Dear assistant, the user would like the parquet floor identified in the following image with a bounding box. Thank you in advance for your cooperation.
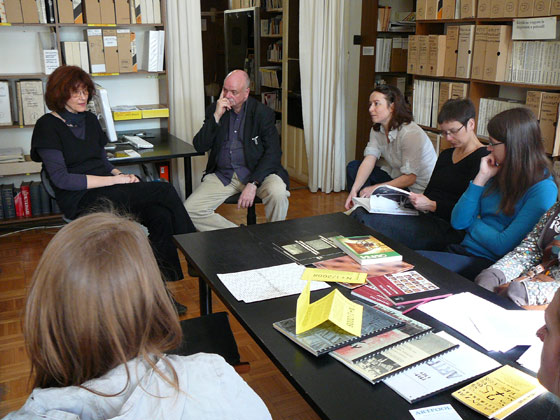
[0,182,348,419]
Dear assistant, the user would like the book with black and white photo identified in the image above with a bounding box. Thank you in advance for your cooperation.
[352,185,418,216]
[272,232,345,266]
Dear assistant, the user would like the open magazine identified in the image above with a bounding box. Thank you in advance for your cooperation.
[352,185,418,216]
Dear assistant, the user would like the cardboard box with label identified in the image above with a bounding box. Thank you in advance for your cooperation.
[418,35,430,75]
[417,0,427,20]
[444,25,459,77]
[100,0,116,24]
[117,29,133,73]
[456,25,475,78]
[115,0,130,24]
[4,0,23,23]
[428,35,446,76]
[86,29,106,73]
[460,0,477,18]
[483,25,511,82]
[83,0,101,23]
[442,0,456,19]
[504,0,519,16]
[20,0,39,23]
[518,0,536,16]
[471,26,488,80]
[408,35,419,74]
[478,0,492,17]
[534,0,551,15]
[103,29,119,73]
[491,0,506,16]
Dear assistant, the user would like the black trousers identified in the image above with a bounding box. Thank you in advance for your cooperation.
[76,181,195,282]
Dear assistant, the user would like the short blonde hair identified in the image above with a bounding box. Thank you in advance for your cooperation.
[25,212,182,391]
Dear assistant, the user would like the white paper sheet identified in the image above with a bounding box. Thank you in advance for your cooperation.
[517,339,544,374]
[418,292,544,352]
[217,263,330,303]
[410,404,463,420]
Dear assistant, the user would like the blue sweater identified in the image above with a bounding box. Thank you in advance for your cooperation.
[451,176,558,261]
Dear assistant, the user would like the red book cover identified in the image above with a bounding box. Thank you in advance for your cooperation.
[20,182,32,217]
[158,164,169,181]
[14,190,24,218]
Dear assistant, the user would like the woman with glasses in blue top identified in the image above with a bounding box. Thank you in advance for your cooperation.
[351,98,488,251]
[419,107,558,280]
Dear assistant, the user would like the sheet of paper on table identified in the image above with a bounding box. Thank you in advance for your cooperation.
[418,292,544,352]
[517,339,544,374]
[217,263,330,303]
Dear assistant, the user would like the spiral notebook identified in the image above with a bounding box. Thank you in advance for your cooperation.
[273,300,404,356]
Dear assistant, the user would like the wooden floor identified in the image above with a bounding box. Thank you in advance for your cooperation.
[0,182,348,418]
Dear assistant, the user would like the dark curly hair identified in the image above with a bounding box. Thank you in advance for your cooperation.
[371,85,413,132]
[44,65,95,113]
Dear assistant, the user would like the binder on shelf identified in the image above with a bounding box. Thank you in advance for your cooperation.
[153,0,160,23]
[115,0,130,24]
[36,0,48,24]
[505,0,519,16]
[21,0,39,23]
[417,35,429,75]
[438,82,451,113]
[83,0,101,23]
[79,41,89,73]
[87,29,106,73]
[19,80,43,126]
[407,35,419,74]
[425,0,439,19]
[157,30,164,72]
[518,0,535,16]
[144,0,154,24]
[131,0,141,23]
[100,0,116,24]
[551,0,560,14]
[428,35,446,77]
[526,90,544,119]
[116,29,133,73]
[460,0,477,17]
[416,0,427,20]
[478,0,492,17]
[540,93,560,155]
[443,25,459,78]
[0,81,12,126]
[145,30,159,72]
[442,0,456,18]
[4,0,23,23]
[483,25,511,82]
[491,0,506,16]
[534,0,552,15]
[471,25,488,80]
[450,82,468,99]
[57,0,74,23]
[103,29,119,74]
[456,25,475,79]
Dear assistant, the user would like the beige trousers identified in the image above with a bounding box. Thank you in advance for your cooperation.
[184,173,290,231]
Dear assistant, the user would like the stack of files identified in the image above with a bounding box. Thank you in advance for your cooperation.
[383,332,501,403]
[506,41,560,86]
[418,292,545,352]
[216,263,330,303]
[62,42,90,73]
[477,97,523,138]
[0,147,24,163]
[375,38,392,72]
[273,300,404,356]
[331,329,458,384]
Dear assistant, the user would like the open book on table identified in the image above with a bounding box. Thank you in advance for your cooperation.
[352,185,418,216]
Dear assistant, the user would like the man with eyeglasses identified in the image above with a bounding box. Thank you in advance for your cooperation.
[352,98,489,251]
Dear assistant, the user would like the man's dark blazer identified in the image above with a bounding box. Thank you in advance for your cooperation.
[193,96,289,189]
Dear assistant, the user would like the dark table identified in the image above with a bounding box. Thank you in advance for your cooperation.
[174,213,560,420]
[112,128,203,196]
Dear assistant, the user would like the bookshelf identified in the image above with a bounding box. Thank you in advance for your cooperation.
[0,0,171,226]
[410,5,560,155]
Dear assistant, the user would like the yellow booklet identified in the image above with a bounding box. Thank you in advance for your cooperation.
[295,280,363,336]
[452,365,545,419]
[301,268,367,284]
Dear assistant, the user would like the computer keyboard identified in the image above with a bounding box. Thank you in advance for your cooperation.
[123,135,154,149]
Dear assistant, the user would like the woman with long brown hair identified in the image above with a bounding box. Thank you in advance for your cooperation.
[30,65,195,313]
[5,212,271,419]
[345,84,437,210]
[419,107,557,280]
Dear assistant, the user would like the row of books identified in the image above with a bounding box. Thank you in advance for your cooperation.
[375,37,408,73]
[417,0,559,19]
[259,66,281,88]
[378,8,416,32]
[377,6,392,31]
[261,90,281,113]
[261,0,282,10]
[0,182,60,220]
[0,0,161,25]
[412,79,468,128]
[476,97,523,139]
[260,16,282,36]
[0,80,45,126]
[266,40,282,62]
[506,41,560,86]
[0,147,24,163]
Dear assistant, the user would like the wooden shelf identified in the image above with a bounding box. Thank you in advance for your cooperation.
[0,214,63,228]
[0,124,35,129]
[261,34,282,38]
[0,73,47,79]
[470,79,560,91]
[0,157,41,176]
[413,74,470,83]
[0,23,55,27]
[58,23,163,27]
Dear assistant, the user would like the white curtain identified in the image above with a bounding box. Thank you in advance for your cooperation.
[166,0,206,199]
[299,0,348,193]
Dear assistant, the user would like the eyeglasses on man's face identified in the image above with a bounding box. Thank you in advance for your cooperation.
[439,124,465,137]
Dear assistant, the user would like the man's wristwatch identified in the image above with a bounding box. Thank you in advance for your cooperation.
[250,180,260,187]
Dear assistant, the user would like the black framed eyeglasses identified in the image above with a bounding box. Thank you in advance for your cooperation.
[439,124,465,137]
[488,140,505,147]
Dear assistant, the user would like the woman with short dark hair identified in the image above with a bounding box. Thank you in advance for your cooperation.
[351,98,488,251]
[30,65,195,312]
[345,85,437,210]
[419,107,558,280]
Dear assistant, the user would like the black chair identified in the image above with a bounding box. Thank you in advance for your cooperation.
[40,168,73,223]
[223,193,263,225]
